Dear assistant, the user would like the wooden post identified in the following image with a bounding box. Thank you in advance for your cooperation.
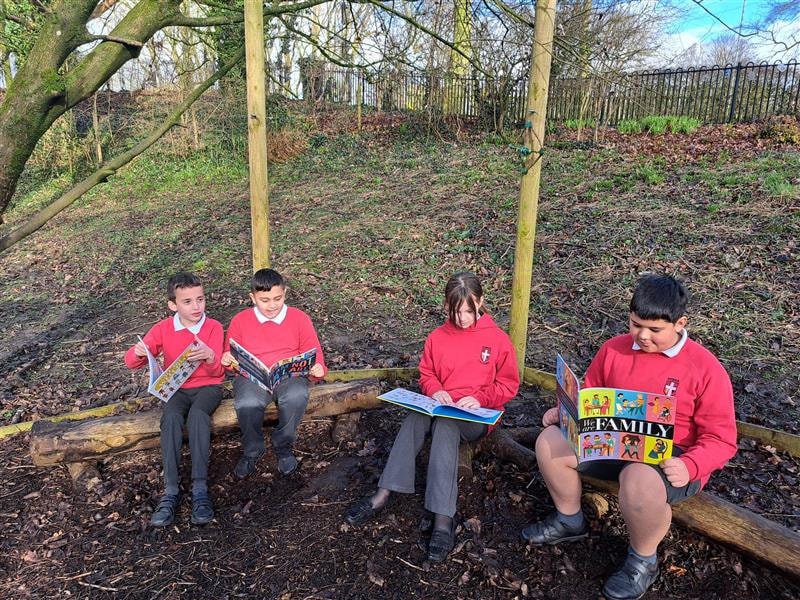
[244,0,270,270]
[508,0,558,374]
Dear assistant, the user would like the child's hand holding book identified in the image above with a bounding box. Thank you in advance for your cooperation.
[188,335,215,364]
[431,390,454,405]
[542,406,560,427]
[220,351,235,368]
[659,458,689,486]
[133,339,150,358]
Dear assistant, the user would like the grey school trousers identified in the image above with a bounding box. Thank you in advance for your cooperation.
[160,385,223,494]
[378,412,487,517]
[233,376,309,458]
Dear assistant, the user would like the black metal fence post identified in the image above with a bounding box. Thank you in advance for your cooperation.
[728,62,743,122]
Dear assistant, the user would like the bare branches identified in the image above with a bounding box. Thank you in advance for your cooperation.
[84,34,145,48]
[367,0,492,77]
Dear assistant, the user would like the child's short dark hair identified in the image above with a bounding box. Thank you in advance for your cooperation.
[444,271,484,326]
[630,274,688,323]
[167,271,203,301]
[251,268,285,292]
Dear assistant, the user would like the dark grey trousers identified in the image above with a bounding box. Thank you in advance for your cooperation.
[160,385,223,495]
[233,376,309,458]
[378,412,487,517]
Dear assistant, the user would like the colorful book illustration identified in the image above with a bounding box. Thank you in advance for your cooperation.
[229,339,316,393]
[378,387,504,426]
[556,354,674,466]
[140,336,201,403]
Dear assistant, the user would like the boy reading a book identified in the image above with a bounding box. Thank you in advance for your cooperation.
[221,269,327,477]
[124,272,224,527]
[522,274,737,600]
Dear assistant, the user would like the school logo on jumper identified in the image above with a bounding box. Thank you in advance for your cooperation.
[480,346,491,364]
[664,377,680,397]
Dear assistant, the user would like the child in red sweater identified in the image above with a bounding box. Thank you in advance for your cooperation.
[221,269,327,477]
[521,274,737,600]
[124,272,224,527]
[345,272,519,562]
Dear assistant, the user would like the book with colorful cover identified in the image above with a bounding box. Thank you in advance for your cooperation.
[140,336,201,403]
[378,387,504,426]
[556,354,675,466]
[229,338,316,393]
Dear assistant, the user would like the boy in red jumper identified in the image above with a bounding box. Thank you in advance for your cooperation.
[345,272,519,562]
[124,272,224,527]
[521,274,737,600]
[221,269,326,477]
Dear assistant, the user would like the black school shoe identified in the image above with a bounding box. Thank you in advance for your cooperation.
[520,511,588,545]
[427,519,456,562]
[150,493,181,527]
[344,497,385,525]
[191,491,214,525]
[234,451,265,480]
[277,453,298,475]
[601,552,659,600]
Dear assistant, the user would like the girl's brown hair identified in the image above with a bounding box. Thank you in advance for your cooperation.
[444,271,485,326]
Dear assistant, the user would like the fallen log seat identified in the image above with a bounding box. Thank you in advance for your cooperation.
[30,379,381,467]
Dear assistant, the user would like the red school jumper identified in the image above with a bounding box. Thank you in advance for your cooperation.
[124,317,225,387]
[224,307,328,378]
[418,313,520,427]
[584,333,737,488]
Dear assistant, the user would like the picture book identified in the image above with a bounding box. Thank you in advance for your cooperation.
[229,339,317,393]
[378,387,504,426]
[556,354,675,466]
[140,336,201,403]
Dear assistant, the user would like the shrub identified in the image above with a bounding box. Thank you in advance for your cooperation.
[641,116,669,135]
[617,119,642,134]
[564,118,595,130]
[668,116,700,134]
[756,116,800,145]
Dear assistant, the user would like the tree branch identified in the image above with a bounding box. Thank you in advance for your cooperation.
[0,46,245,253]
[367,0,492,78]
[167,0,334,27]
[85,34,145,48]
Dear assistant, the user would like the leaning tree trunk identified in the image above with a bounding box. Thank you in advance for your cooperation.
[0,0,180,216]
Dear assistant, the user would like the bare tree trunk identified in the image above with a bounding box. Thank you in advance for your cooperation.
[92,93,103,164]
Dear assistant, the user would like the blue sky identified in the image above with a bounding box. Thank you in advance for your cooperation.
[663,0,799,61]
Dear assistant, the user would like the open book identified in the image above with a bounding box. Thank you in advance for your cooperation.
[378,387,503,426]
[556,354,674,466]
[229,338,316,393]
[140,336,201,402]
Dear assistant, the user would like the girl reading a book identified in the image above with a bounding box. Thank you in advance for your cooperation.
[344,272,519,562]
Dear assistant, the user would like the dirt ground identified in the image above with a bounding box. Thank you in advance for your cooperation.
[0,120,799,598]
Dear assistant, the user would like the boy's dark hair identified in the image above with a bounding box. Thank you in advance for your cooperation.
[251,268,285,292]
[444,271,484,326]
[629,274,688,323]
[167,271,203,301]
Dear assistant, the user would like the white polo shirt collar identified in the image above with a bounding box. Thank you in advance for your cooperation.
[173,312,206,335]
[632,328,688,358]
[254,304,288,325]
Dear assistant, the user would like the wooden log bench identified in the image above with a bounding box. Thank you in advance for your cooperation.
[30,380,381,475]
